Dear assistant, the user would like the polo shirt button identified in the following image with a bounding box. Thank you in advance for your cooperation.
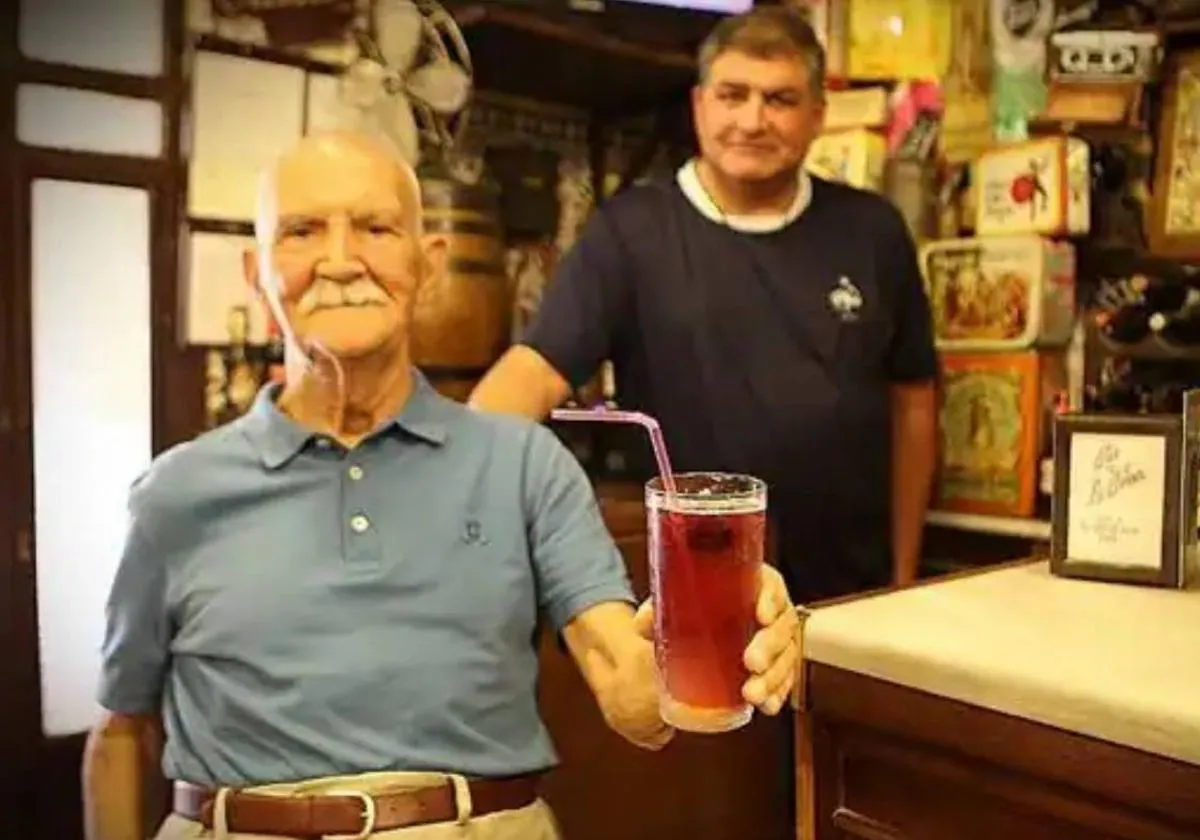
[350,514,370,533]
[348,465,364,481]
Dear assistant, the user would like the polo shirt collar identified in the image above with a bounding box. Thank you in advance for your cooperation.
[242,369,449,469]
[676,158,812,233]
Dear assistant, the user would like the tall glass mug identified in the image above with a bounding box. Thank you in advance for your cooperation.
[646,472,767,733]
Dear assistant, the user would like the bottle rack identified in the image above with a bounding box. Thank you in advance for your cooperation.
[1090,318,1200,362]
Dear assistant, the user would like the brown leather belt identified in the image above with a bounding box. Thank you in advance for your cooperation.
[173,774,540,837]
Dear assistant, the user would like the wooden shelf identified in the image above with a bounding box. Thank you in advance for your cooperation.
[452,5,695,116]
[1163,18,1200,39]
[925,510,1052,540]
[189,217,254,236]
[1027,119,1148,145]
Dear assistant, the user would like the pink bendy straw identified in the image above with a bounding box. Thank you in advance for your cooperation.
[555,407,722,696]
[551,407,677,494]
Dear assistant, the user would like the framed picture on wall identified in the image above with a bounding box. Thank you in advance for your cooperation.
[304,69,346,135]
[188,47,306,221]
[1148,48,1200,258]
[180,222,269,346]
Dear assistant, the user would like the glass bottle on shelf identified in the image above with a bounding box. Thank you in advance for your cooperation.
[203,349,228,430]
[601,360,618,408]
[224,306,260,417]
[1131,273,1198,313]
[1088,358,1142,413]
[264,313,286,385]
[1150,300,1200,346]
[1095,303,1152,344]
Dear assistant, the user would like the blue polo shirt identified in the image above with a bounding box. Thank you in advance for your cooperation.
[98,373,634,786]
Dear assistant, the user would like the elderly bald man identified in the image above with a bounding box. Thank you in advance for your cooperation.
[82,132,800,840]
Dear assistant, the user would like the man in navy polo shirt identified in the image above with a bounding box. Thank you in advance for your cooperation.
[470,6,939,603]
[82,132,801,840]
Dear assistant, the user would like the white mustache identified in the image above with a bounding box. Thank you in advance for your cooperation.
[297,277,389,314]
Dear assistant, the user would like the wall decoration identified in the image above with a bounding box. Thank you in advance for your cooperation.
[1149,48,1200,258]
[304,70,349,135]
[204,347,230,428]
[940,0,992,163]
[556,154,596,254]
[224,306,262,414]
[187,49,306,220]
[989,0,1055,140]
[508,241,555,344]
[182,227,268,346]
[203,306,264,428]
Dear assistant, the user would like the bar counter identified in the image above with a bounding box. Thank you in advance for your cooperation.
[796,560,1200,839]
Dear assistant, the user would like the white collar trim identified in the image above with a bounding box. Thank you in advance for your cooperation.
[676,159,812,233]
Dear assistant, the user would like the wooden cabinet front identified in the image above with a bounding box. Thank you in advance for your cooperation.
[799,662,1200,840]
[537,487,793,840]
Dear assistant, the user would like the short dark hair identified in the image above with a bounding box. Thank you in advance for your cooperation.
[697,5,826,96]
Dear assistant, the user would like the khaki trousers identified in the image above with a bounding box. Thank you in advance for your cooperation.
[154,771,561,840]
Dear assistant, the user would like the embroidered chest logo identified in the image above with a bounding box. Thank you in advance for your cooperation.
[462,519,488,546]
[828,276,863,322]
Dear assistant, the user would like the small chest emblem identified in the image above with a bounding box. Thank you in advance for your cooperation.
[462,519,488,546]
[828,276,863,322]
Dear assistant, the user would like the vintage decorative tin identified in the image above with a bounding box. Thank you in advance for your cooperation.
[974,136,1091,236]
[936,351,1065,517]
[921,235,1077,351]
[824,87,890,131]
[805,128,886,191]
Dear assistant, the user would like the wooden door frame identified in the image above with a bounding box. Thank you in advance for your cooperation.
[0,3,185,836]
[0,3,22,836]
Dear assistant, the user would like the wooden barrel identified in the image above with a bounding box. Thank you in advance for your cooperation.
[411,172,511,401]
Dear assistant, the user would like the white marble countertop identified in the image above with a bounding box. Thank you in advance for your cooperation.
[804,561,1200,766]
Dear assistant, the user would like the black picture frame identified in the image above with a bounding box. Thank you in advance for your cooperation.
[1050,413,1186,588]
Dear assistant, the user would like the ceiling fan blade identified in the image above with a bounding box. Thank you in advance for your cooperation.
[340,58,389,108]
[374,0,424,72]
[405,59,470,114]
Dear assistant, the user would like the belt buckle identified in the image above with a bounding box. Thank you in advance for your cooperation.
[321,790,377,840]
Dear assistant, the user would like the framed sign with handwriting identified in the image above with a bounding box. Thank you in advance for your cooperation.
[1050,413,1189,587]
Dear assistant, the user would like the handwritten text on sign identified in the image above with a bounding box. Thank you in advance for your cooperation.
[1067,432,1166,568]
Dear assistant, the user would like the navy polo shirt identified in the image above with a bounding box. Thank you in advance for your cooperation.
[97,373,634,786]
[523,173,938,599]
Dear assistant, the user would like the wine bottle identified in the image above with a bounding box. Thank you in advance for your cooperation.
[1096,303,1152,344]
[1130,274,1199,313]
[265,314,285,384]
[1149,303,1200,345]
[1090,378,1142,412]
[1089,356,1142,413]
[601,360,619,409]
[1146,382,1187,414]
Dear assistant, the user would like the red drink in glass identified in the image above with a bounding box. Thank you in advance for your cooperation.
[647,472,766,733]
